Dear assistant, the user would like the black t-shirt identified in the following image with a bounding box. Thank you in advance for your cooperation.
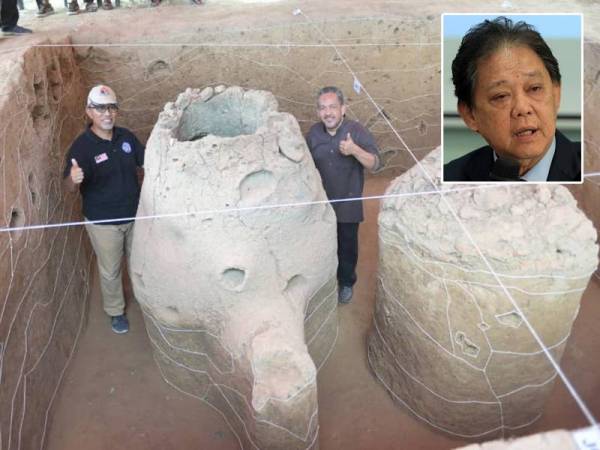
[63,126,145,224]
[306,119,379,223]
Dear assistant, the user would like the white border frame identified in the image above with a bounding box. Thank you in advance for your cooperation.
[440,12,584,185]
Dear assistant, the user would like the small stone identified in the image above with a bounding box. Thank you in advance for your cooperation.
[199,86,213,102]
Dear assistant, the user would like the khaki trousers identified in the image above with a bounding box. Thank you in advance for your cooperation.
[84,219,133,317]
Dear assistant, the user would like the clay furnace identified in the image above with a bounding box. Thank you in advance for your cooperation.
[130,86,338,449]
[368,148,598,439]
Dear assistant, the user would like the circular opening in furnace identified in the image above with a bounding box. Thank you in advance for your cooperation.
[177,88,272,141]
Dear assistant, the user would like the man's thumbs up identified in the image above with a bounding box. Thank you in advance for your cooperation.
[339,132,355,156]
[70,158,84,185]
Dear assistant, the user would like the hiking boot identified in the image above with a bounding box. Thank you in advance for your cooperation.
[84,1,98,12]
[111,314,129,334]
[102,0,113,9]
[67,1,80,14]
[36,3,55,17]
[338,286,353,304]
[1,25,33,36]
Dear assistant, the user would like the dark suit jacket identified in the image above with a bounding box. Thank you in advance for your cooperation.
[443,130,581,182]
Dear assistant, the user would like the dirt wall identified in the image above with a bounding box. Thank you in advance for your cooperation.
[70,13,440,177]
[0,40,92,450]
[570,39,600,266]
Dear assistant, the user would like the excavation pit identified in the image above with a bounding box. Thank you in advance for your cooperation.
[1,2,599,450]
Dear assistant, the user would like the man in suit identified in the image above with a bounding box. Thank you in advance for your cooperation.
[443,16,581,182]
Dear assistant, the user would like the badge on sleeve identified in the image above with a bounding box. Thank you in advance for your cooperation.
[95,153,108,164]
[122,142,132,154]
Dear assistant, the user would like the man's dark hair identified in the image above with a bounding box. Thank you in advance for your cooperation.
[451,16,561,108]
[317,86,345,105]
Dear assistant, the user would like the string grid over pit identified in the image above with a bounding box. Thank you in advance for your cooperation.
[0,6,599,450]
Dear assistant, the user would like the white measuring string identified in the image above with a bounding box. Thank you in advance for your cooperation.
[0,41,435,58]
[28,42,428,48]
[294,7,599,429]
[0,184,500,234]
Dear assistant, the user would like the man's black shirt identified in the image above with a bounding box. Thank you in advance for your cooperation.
[63,126,145,224]
[306,119,380,223]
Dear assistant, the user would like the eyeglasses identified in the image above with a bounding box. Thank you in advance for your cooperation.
[89,103,119,114]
